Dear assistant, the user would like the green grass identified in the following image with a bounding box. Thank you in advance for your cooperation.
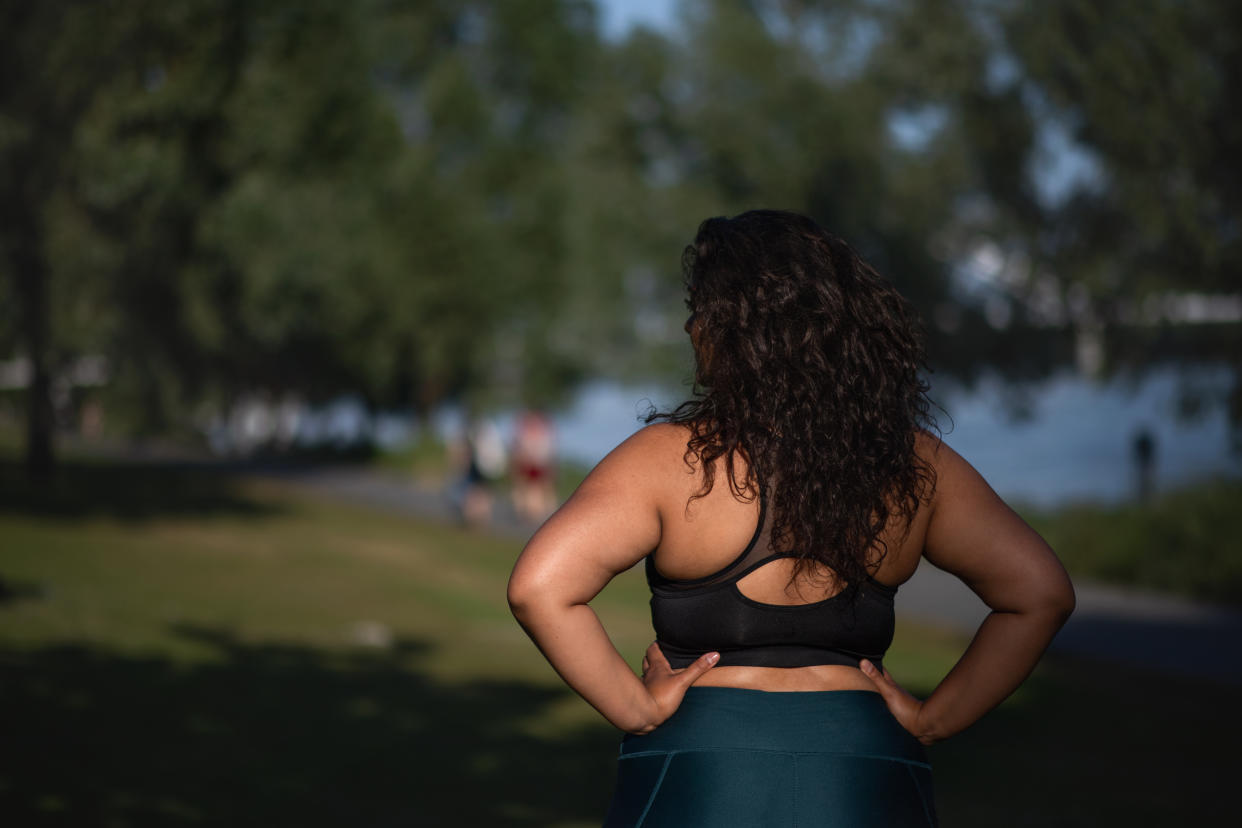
[1020,476,1242,605]
[1,462,1237,826]
[371,438,594,506]
[370,433,455,485]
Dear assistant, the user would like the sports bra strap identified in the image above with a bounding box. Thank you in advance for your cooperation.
[647,484,773,591]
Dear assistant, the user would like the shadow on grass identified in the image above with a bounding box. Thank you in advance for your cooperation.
[0,626,619,827]
[922,654,1240,827]
[0,576,47,605]
[0,461,282,521]
[4,624,1237,827]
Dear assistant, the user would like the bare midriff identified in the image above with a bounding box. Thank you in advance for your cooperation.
[690,664,879,693]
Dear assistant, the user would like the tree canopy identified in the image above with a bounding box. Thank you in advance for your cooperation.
[2,0,1237,473]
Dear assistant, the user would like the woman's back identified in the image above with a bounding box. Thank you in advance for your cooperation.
[648,424,931,588]
[618,422,935,692]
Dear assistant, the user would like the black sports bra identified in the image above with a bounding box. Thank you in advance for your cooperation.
[647,489,897,670]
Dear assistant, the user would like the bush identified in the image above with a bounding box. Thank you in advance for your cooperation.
[1020,477,1242,605]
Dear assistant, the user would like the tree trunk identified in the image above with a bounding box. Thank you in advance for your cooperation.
[14,227,54,482]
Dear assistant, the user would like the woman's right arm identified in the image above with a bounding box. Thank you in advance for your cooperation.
[507,426,718,733]
[861,438,1076,744]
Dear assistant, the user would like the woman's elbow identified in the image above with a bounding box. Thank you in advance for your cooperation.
[1053,577,1077,620]
[994,569,1076,623]
[506,565,568,624]
[1034,572,1076,624]
[506,572,538,621]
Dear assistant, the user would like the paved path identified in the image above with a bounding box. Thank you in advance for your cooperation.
[898,562,1242,684]
[276,465,1242,685]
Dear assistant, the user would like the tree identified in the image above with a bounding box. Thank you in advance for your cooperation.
[1,0,618,472]
[6,0,1237,475]
[1,0,144,478]
[1004,0,1241,407]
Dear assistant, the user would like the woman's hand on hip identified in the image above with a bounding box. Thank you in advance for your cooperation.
[859,660,938,746]
[633,641,719,734]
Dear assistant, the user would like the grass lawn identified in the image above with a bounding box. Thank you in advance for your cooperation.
[1,462,1235,826]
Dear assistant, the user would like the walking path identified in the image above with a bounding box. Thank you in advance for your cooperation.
[277,465,1242,685]
[898,562,1242,684]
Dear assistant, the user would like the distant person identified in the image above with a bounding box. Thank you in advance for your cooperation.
[458,417,507,528]
[511,409,557,523]
[1132,427,1157,502]
[509,210,1075,826]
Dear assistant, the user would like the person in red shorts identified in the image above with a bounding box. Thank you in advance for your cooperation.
[511,409,557,523]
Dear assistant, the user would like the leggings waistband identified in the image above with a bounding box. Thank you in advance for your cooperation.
[620,687,927,766]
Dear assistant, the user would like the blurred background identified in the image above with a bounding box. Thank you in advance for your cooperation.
[2,1,1239,825]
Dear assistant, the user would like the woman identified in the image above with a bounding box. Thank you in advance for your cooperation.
[507,210,1075,826]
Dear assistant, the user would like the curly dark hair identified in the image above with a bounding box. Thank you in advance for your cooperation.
[649,209,938,588]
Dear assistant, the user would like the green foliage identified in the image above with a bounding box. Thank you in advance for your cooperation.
[1022,477,1242,605]
[1011,0,1241,288]
[3,0,1239,469]
[2,0,616,439]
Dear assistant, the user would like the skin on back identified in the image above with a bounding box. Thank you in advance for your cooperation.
[647,423,933,693]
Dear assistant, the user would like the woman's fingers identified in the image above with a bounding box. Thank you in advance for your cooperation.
[859,659,923,737]
[644,640,671,672]
[676,651,720,688]
[636,644,720,729]
[859,659,891,688]
[642,642,718,685]
[859,659,908,704]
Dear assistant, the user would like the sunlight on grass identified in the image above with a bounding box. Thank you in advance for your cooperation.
[3,467,1237,826]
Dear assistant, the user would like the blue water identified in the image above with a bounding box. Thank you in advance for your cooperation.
[551,368,1240,507]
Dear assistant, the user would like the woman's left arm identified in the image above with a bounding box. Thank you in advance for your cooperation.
[860,439,1076,744]
[507,426,718,734]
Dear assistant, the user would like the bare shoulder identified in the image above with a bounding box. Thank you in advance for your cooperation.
[622,421,694,455]
[576,423,695,498]
[915,431,1021,545]
[914,430,989,509]
[915,432,1074,613]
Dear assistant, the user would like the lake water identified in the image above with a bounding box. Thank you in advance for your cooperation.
[550,367,1240,507]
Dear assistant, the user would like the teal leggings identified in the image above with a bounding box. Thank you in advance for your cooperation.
[604,688,936,827]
